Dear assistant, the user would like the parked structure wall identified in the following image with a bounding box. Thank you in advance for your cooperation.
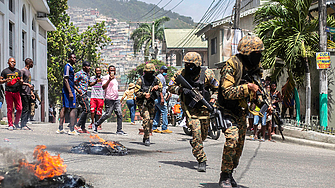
[0,0,55,122]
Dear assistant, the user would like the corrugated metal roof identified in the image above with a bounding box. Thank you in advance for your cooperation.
[164,29,207,49]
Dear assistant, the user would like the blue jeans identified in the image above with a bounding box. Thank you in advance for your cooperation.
[126,99,136,123]
[152,97,168,130]
[253,112,267,126]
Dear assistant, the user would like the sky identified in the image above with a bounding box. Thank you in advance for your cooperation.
[139,0,234,23]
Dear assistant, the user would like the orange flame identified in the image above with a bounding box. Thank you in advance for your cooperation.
[89,135,118,148]
[20,145,67,180]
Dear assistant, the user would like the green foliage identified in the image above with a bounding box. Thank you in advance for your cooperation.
[255,0,335,86]
[127,59,177,85]
[131,16,170,61]
[67,0,195,29]
[47,1,111,104]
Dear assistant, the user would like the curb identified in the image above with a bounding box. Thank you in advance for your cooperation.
[272,134,335,150]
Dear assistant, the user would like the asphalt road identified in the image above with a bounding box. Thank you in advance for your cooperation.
[1,122,335,188]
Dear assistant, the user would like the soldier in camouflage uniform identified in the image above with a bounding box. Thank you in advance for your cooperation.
[135,63,163,146]
[218,35,264,188]
[168,52,219,172]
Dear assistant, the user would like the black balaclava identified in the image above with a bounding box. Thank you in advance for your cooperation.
[185,64,201,80]
[238,51,262,70]
[144,72,154,82]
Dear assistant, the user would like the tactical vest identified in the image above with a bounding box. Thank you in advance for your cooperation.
[183,67,211,109]
[218,56,245,115]
[140,75,158,99]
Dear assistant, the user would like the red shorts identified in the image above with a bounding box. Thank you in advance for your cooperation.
[90,98,104,115]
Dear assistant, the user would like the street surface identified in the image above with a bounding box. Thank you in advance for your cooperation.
[1,122,335,188]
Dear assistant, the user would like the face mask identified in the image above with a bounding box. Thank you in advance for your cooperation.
[144,72,154,80]
[247,52,262,67]
[185,65,201,77]
[162,73,167,76]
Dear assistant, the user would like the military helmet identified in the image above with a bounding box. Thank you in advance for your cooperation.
[182,52,202,67]
[143,63,156,72]
[237,35,264,55]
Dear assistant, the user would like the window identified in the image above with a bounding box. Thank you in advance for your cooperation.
[211,37,217,55]
[32,39,36,61]
[22,5,26,23]
[39,26,46,39]
[32,19,36,31]
[9,0,14,13]
[22,31,26,61]
[9,22,14,57]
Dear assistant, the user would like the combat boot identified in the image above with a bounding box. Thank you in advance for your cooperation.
[229,173,237,188]
[143,138,150,146]
[197,161,206,172]
[219,172,232,188]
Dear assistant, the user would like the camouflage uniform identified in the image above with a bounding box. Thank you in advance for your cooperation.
[134,64,162,141]
[168,52,219,163]
[218,35,264,174]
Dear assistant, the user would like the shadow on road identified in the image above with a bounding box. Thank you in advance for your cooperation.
[158,160,197,170]
[236,141,261,182]
[199,183,249,188]
[128,141,155,146]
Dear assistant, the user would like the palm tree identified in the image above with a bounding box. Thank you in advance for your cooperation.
[131,16,170,61]
[254,0,321,125]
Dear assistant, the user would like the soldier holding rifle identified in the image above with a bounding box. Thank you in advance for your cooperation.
[217,35,264,188]
[168,52,219,172]
[134,63,163,146]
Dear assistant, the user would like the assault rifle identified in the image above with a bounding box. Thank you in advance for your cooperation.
[243,70,285,140]
[175,75,230,132]
[142,85,153,107]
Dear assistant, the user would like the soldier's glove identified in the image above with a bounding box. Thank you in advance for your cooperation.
[183,88,192,96]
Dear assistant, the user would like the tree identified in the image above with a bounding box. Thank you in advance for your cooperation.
[47,0,111,104]
[126,59,177,85]
[254,0,335,125]
[131,16,170,61]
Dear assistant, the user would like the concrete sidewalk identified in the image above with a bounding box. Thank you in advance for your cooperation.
[272,125,335,150]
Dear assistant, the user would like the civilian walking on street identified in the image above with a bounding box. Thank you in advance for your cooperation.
[152,65,172,133]
[89,67,104,129]
[92,65,127,135]
[120,83,136,125]
[0,58,23,130]
[74,61,91,133]
[56,53,80,135]
[20,58,35,130]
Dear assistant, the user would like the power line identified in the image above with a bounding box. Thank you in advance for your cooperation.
[177,0,229,48]
[173,0,220,48]
[137,0,164,21]
[188,0,233,47]
[141,0,174,20]
[157,0,184,18]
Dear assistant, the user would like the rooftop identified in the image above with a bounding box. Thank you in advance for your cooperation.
[164,29,207,49]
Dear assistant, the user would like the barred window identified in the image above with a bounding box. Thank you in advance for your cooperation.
[22,5,26,23]
[9,22,14,57]
[22,31,26,61]
[9,0,14,13]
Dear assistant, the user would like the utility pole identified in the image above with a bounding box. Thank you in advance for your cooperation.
[319,0,328,129]
[233,0,241,28]
[129,21,155,59]
[152,22,155,59]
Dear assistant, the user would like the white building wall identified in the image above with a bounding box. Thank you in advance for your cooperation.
[0,0,54,122]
